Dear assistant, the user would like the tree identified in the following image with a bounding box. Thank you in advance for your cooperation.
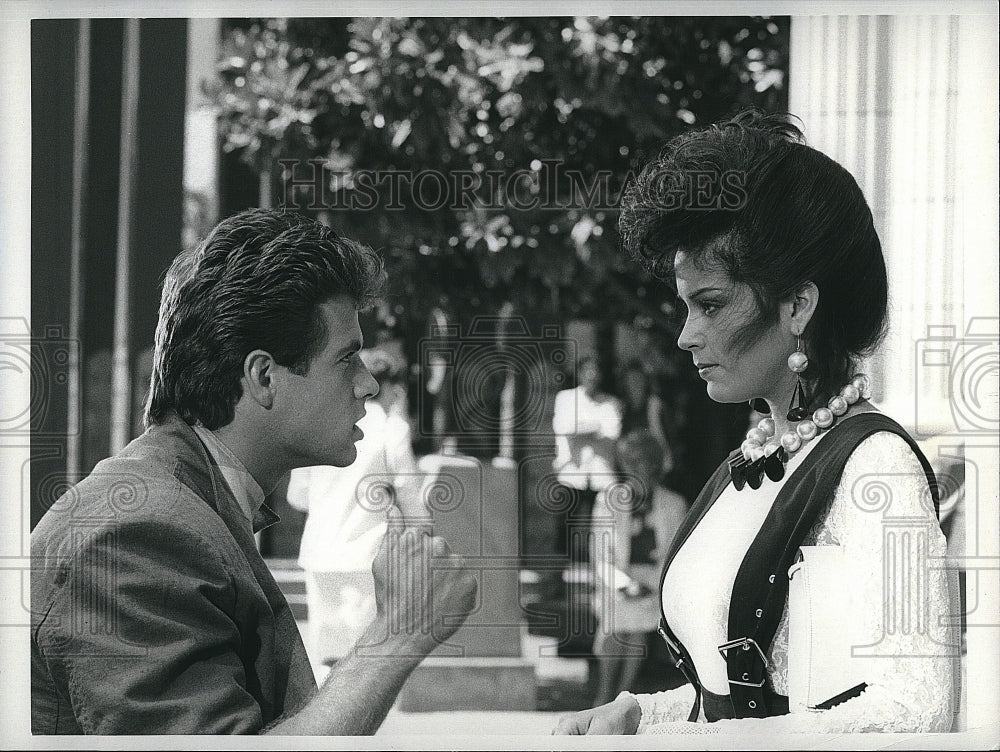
[211,16,787,324]
[209,16,787,465]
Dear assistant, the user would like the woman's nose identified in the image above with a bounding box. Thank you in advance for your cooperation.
[676,315,701,352]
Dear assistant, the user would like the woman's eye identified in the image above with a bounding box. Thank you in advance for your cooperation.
[699,301,720,315]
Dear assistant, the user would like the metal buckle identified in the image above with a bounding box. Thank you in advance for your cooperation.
[657,625,677,650]
[658,625,689,669]
[717,637,768,688]
[658,625,682,657]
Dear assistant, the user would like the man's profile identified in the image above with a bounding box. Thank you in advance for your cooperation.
[30,208,477,734]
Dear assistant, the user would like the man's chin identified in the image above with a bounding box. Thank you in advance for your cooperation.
[323,446,358,468]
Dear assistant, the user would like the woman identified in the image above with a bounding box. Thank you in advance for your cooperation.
[590,429,688,706]
[554,110,959,734]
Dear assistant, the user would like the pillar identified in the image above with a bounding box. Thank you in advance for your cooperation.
[789,13,999,732]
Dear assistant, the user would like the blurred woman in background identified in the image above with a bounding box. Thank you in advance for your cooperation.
[288,349,425,668]
[590,429,687,706]
[617,359,672,477]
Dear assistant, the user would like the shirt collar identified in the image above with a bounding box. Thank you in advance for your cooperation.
[192,423,266,528]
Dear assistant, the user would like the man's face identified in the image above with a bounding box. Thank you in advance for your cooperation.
[272,296,379,468]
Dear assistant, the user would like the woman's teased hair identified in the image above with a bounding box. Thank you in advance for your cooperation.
[619,109,888,403]
[145,208,386,429]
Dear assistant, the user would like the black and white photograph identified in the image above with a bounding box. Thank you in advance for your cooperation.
[0,1,997,748]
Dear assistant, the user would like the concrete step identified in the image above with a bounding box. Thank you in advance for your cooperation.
[396,656,538,712]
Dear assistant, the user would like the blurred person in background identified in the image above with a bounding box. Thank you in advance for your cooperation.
[288,348,427,668]
[590,429,688,706]
[617,358,672,476]
[552,353,623,564]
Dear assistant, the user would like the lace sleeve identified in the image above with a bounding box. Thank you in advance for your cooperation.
[625,684,698,730]
[640,431,961,735]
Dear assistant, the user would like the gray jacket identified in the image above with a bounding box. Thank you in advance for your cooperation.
[31,414,315,733]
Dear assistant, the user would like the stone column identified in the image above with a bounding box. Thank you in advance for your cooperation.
[789,14,998,432]
[789,13,999,731]
[396,453,537,711]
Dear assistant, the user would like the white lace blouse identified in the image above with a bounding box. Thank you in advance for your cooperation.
[632,428,960,734]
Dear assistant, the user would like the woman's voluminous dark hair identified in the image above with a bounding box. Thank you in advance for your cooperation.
[619,109,889,404]
[144,208,386,430]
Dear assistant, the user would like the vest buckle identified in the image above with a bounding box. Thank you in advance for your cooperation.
[718,637,768,687]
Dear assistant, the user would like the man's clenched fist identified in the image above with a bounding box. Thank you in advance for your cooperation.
[363,506,478,656]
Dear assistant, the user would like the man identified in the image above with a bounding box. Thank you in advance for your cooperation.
[30,208,477,734]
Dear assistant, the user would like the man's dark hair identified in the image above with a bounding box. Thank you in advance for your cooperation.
[144,208,386,429]
[619,109,889,404]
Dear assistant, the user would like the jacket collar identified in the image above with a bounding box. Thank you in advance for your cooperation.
[145,413,281,534]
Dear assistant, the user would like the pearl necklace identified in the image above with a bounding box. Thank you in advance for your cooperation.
[728,374,870,491]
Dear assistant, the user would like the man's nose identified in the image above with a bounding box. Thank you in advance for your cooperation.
[356,367,379,400]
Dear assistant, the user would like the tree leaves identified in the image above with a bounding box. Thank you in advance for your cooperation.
[210,15,788,348]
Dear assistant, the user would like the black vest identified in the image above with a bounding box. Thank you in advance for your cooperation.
[656,413,939,721]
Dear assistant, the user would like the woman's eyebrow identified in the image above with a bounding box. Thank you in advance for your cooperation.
[688,286,726,297]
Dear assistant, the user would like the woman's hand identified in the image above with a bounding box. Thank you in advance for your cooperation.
[552,694,642,735]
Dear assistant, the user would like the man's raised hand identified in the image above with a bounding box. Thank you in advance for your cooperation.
[363,505,477,656]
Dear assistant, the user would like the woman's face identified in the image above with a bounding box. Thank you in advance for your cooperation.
[673,251,796,405]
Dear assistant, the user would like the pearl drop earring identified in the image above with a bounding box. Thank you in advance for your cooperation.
[786,336,810,421]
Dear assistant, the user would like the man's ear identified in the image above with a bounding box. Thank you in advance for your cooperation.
[243,350,277,409]
[787,281,820,336]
